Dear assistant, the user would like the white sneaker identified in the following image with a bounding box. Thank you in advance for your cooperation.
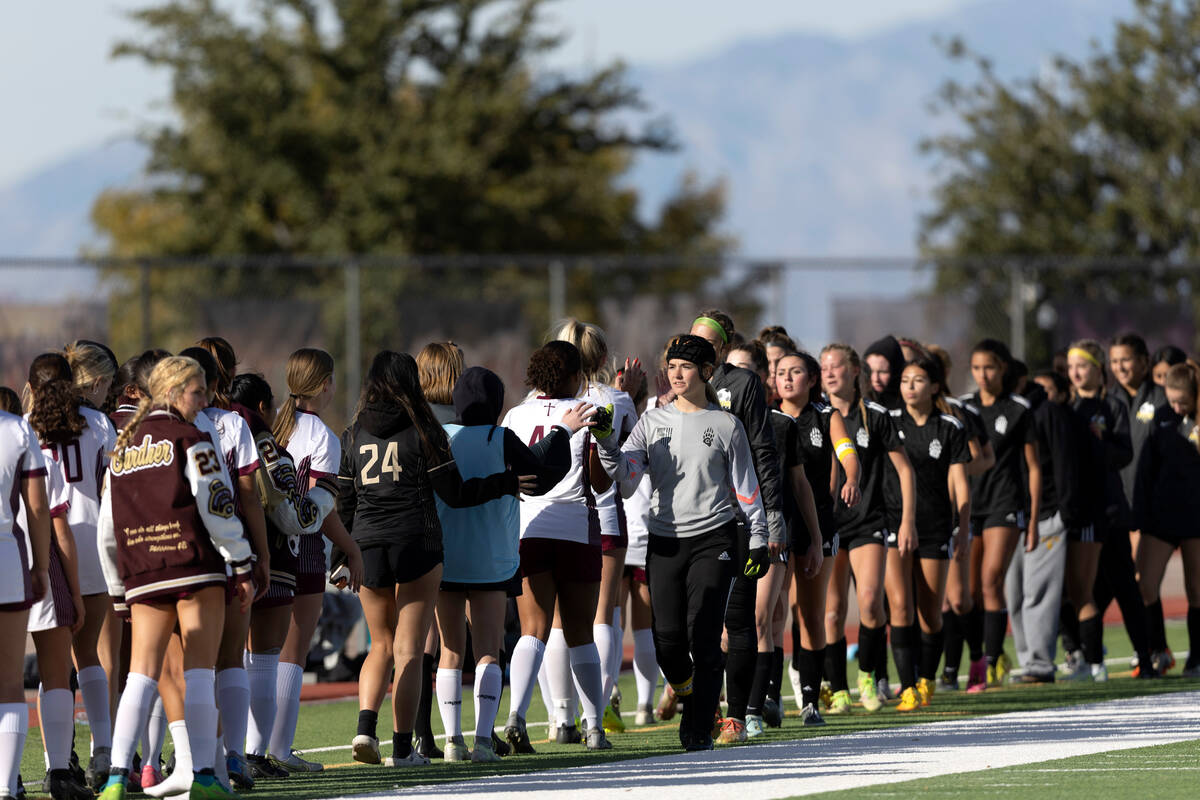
[444,735,470,762]
[635,704,654,726]
[1059,649,1085,674]
[352,734,381,765]
[1060,660,1091,682]
[384,750,431,767]
[1091,663,1109,683]
[272,749,324,773]
[471,737,502,763]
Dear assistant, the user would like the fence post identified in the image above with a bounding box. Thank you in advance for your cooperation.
[548,260,566,325]
[1010,264,1026,360]
[140,260,151,351]
[345,260,362,421]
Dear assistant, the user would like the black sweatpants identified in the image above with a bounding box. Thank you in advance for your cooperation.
[1093,527,1151,665]
[724,572,758,721]
[647,522,737,740]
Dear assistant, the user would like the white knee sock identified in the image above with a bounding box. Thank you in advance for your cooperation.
[145,694,166,768]
[40,688,74,770]
[184,668,218,773]
[611,609,624,691]
[435,669,463,739]
[77,665,112,751]
[593,623,616,702]
[546,629,575,726]
[216,668,250,756]
[506,636,545,720]
[632,628,659,707]
[111,673,157,773]
[536,659,556,724]
[0,703,28,797]
[473,663,502,743]
[243,652,277,757]
[569,644,605,731]
[269,661,304,758]
[144,721,190,798]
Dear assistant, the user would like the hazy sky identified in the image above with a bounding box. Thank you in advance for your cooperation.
[0,0,968,188]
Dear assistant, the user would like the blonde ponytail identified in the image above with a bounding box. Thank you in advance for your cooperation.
[272,348,335,448]
[551,318,609,387]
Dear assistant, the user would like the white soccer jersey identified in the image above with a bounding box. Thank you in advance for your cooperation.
[501,396,594,543]
[0,411,46,605]
[286,410,340,490]
[193,410,236,488]
[202,407,260,481]
[32,406,116,596]
[587,384,638,539]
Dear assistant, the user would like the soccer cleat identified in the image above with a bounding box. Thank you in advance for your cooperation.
[352,734,382,765]
[555,724,581,744]
[818,680,834,710]
[610,685,622,715]
[1182,662,1200,678]
[443,736,470,762]
[602,704,626,734]
[916,677,935,707]
[471,737,502,763]
[47,769,93,800]
[490,732,510,757]
[86,748,112,793]
[827,690,853,714]
[225,753,254,792]
[715,717,747,744]
[97,781,126,800]
[937,670,958,692]
[188,776,237,799]
[1154,649,1176,675]
[789,664,804,709]
[635,704,655,726]
[800,703,826,726]
[966,658,987,693]
[244,754,288,779]
[744,714,765,738]
[655,684,679,721]
[857,673,882,712]
[762,698,783,728]
[138,763,162,789]
[384,750,431,768]
[1091,663,1109,682]
[1060,658,1091,682]
[995,652,1012,684]
[585,727,613,751]
[415,735,443,760]
[875,678,893,702]
[270,749,324,773]
[504,714,536,754]
[897,686,920,711]
[1060,649,1085,675]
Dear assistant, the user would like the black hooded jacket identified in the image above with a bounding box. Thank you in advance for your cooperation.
[868,335,908,529]
[710,363,784,531]
[337,401,518,549]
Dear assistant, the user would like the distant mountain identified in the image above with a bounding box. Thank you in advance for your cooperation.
[0,0,1132,268]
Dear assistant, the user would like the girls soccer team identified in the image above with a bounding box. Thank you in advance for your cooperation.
[2,319,1199,799]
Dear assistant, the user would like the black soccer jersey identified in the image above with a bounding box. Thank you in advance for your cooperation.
[1112,380,1165,509]
[767,409,808,550]
[1069,394,1133,527]
[1133,406,1200,540]
[961,392,1036,520]
[895,408,970,540]
[947,395,988,447]
[791,401,837,541]
[835,400,903,539]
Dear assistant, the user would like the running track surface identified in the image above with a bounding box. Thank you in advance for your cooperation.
[332,691,1200,799]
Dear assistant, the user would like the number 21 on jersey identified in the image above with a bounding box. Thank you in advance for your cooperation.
[359,442,403,484]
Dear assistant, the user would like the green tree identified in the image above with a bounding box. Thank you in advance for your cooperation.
[92,0,732,359]
[920,0,1200,358]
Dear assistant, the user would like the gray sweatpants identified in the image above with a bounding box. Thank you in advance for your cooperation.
[1005,512,1068,677]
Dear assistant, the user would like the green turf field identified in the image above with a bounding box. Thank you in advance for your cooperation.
[19,620,1199,798]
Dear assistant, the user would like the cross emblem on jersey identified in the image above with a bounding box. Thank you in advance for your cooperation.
[544,401,556,413]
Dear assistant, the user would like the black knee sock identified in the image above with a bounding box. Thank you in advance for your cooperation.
[746,651,773,716]
[357,709,378,739]
[920,629,945,681]
[873,624,889,683]
[942,611,963,678]
[766,647,784,703]
[967,606,985,662]
[796,647,822,708]
[1147,599,1168,652]
[724,647,756,721]
[983,609,1008,663]
[393,731,412,759]
[416,653,435,740]
[890,625,917,690]
[1060,599,1080,654]
[791,618,802,663]
[1079,615,1104,665]
[1187,608,1200,670]
[826,637,849,692]
[858,624,886,678]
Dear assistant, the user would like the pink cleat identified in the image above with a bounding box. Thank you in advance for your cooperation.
[966,657,988,694]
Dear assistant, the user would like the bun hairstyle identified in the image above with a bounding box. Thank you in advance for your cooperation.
[526,340,582,397]
[230,373,274,415]
[112,356,205,458]
[416,342,464,406]
[358,351,450,461]
[971,338,1016,394]
[27,353,87,445]
[551,319,609,383]
[272,348,335,448]
[0,387,20,415]
[728,340,768,376]
[198,336,237,410]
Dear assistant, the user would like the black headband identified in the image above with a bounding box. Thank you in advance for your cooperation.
[666,335,717,367]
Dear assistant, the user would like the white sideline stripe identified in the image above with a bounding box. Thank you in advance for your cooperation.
[326,691,1200,800]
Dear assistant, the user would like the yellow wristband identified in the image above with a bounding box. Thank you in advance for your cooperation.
[834,438,855,462]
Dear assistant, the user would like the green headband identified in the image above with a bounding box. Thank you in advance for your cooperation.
[693,316,729,344]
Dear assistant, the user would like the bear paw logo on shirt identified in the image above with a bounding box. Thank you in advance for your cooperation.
[994,415,1008,435]
[809,427,822,448]
[856,428,870,448]
[717,387,732,410]
[702,427,715,447]
[929,438,942,459]
[207,478,236,519]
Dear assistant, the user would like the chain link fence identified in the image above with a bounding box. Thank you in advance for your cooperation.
[2,255,1197,428]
